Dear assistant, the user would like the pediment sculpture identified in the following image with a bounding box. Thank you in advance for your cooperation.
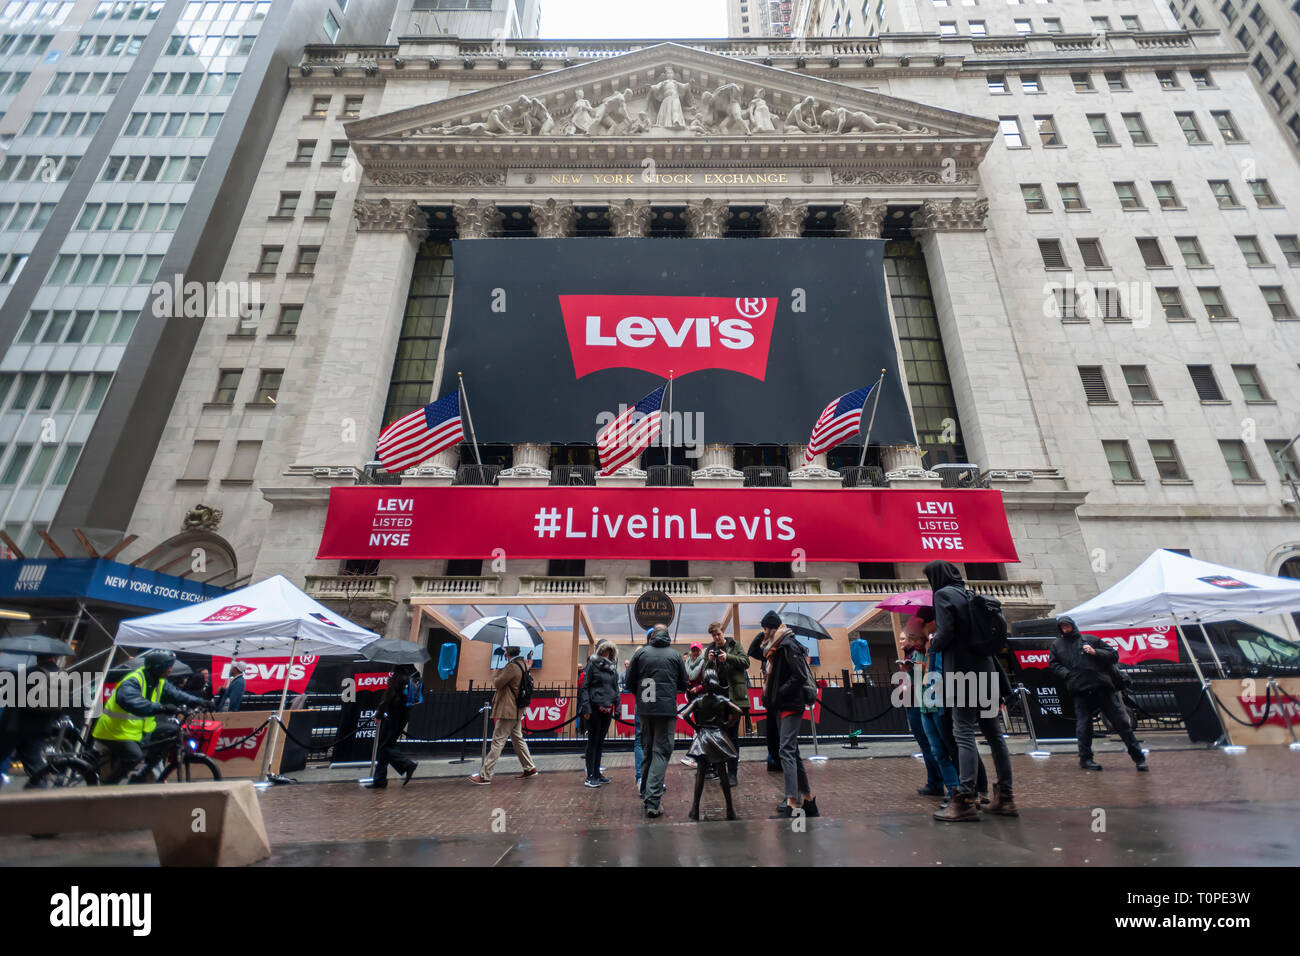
[408,69,931,138]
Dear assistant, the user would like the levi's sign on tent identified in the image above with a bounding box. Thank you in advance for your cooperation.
[440,238,915,445]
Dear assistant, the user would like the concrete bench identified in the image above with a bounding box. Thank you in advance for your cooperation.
[0,780,271,866]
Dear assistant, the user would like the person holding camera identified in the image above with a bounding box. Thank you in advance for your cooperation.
[705,622,750,787]
[1050,617,1148,772]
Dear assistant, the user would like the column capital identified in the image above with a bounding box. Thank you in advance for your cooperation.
[835,199,888,239]
[353,198,428,240]
[910,197,989,238]
[608,198,652,237]
[530,198,577,238]
[760,198,807,238]
[684,198,729,238]
[452,199,503,238]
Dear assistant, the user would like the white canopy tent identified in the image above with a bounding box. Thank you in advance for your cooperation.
[111,575,379,783]
[1063,549,1300,631]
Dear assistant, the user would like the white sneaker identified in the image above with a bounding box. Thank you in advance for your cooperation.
[680,757,697,768]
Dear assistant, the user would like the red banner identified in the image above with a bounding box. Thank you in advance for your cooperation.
[211,723,269,763]
[520,696,571,732]
[212,655,320,695]
[1015,627,1180,671]
[317,486,1018,563]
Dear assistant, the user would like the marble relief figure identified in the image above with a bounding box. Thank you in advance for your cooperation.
[748,88,776,132]
[648,66,691,129]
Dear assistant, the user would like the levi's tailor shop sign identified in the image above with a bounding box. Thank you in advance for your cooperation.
[318,486,1018,563]
[440,238,914,445]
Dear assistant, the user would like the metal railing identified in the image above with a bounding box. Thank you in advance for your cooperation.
[646,464,693,487]
[742,465,790,487]
[550,464,596,486]
[455,464,500,486]
[840,465,886,488]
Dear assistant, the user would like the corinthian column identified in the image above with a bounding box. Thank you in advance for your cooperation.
[498,443,552,486]
[691,443,743,487]
[609,198,652,237]
[835,199,888,238]
[530,198,577,238]
[788,443,841,489]
[684,199,729,238]
[760,199,807,238]
[452,199,503,238]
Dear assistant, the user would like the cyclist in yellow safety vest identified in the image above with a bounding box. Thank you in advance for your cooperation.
[93,649,209,783]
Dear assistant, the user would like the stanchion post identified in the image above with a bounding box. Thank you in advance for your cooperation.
[807,689,828,762]
[1267,677,1300,751]
[479,701,491,768]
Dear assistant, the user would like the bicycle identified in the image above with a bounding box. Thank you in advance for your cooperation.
[28,709,222,787]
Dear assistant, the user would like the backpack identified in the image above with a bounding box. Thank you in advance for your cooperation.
[402,677,424,707]
[964,589,1009,658]
[513,658,534,709]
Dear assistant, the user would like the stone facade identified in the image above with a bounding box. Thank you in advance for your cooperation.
[121,13,1300,650]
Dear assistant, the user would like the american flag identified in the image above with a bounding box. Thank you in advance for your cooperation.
[804,383,878,465]
[597,385,666,476]
[376,391,464,473]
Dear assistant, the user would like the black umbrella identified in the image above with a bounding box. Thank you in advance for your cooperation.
[0,634,75,656]
[110,656,193,678]
[0,651,36,671]
[781,612,833,641]
[360,638,431,665]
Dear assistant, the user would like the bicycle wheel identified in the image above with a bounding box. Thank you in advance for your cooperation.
[26,754,100,788]
[159,752,221,782]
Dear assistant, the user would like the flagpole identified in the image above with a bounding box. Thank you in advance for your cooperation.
[665,370,673,471]
[857,369,886,468]
[457,372,484,472]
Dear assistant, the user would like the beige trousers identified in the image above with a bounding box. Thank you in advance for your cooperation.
[481,717,536,780]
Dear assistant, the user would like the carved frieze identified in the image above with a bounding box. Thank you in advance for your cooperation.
[910,197,990,235]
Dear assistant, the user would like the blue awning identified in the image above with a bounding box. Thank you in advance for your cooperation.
[0,558,228,612]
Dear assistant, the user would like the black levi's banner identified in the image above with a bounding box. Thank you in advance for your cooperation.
[440,238,917,444]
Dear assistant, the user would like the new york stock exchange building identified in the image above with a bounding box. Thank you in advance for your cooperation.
[127,20,1300,688]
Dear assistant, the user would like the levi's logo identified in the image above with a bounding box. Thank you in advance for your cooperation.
[1198,575,1254,589]
[1015,650,1051,670]
[202,604,255,622]
[558,295,778,380]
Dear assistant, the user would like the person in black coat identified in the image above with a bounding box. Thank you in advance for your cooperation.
[925,560,1015,822]
[624,625,687,818]
[0,655,61,786]
[578,640,620,788]
[748,629,782,773]
[366,664,419,789]
[1050,616,1148,772]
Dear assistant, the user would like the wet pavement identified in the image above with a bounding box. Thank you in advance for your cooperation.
[4,743,1300,866]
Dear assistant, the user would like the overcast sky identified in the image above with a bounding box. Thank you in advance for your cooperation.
[540,0,727,39]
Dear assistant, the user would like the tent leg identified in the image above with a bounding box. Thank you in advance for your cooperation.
[1267,678,1300,751]
[1174,619,1232,749]
[80,606,117,747]
[256,636,297,790]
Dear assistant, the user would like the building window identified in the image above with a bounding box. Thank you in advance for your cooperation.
[1176,111,1207,143]
[940,20,957,35]
[1077,238,1107,268]
[293,247,320,275]
[309,95,330,117]
[1096,286,1124,319]
[275,305,301,335]
[1053,287,1078,320]
[293,140,315,163]
[1042,17,1061,32]
[1208,180,1239,207]
[1087,114,1114,144]
[275,193,298,217]
[1091,15,1110,30]
[1137,237,1168,267]
[1149,440,1188,480]
[1177,237,1208,266]
[1266,440,1300,481]
[1220,440,1260,480]
[1105,71,1128,91]
[341,95,363,118]
[1191,69,1214,88]
[1123,112,1152,144]
[1276,235,1300,265]
[1019,73,1040,92]
[212,370,241,404]
[323,10,341,43]
[1115,182,1143,209]
[253,370,282,405]
[1157,287,1188,320]
[1038,239,1067,269]
[228,441,261,481]
[1014,18,1031,34]
[1059,183,1085,210]
[182,441,217,481]
[328,140,349,163]
[1021,183,1046,210]
[1153,181,1181,208]
[1237,235,1268,265]
[256,246,281,273]
[1232,364,1270,401]
[1034,115,1061,145]
[1212,110,1243,142]
[1000,116,1025,146]
[1262,286,1296,319]
[1122,14,1142,29]
[1249,179,1279,206]
[1104,440,1140,480]
[987,74,1007,93]
[381,240,454,428]
[1188,365,1225,401]
[1078,366,1112,403]
[1157,70,1181,90]
[969,20,987,36]
[1197,287,1231,319]
[1122,365,1157,401]
[1072,72,1093,92]
[311,192,335,217]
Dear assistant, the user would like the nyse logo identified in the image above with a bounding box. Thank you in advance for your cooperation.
[558,294,778,380]
[14,564,47,591]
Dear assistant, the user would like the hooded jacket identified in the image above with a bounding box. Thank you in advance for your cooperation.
[578,642,620,714]
[1049,617,1118,695]
[624,629,688,718]
[924,560,994,677]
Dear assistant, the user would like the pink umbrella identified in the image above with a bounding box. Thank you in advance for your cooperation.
[876,589,932,612]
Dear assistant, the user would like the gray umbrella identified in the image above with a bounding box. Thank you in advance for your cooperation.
[110,656,193,678]
[781,612,833,641]
[0,634,75,656]
[360,638,431,666]
[0,651,36,671]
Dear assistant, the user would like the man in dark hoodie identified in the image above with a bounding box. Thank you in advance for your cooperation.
[624,624,688,817]
[1050,617,1148,771]
[924,560,1016,822]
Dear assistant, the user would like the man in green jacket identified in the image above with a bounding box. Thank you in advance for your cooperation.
[705,622,751,787]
